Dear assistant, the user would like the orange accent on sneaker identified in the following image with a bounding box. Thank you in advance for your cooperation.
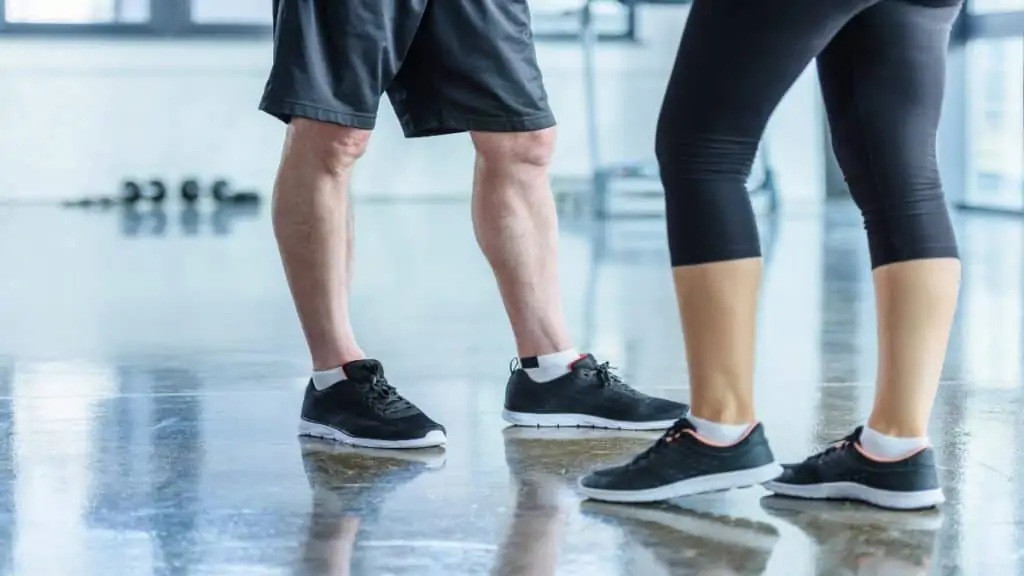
[568,353,589,369]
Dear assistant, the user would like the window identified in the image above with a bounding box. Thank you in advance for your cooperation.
[530,0,634,39]
[5,0,149,23]
[965,37,1024,210]
[970,0,1024,14]
[186,0,634,39]
[2,0,632,40]
[189,0,271,25]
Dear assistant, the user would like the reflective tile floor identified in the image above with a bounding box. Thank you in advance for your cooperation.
[0,200,1022,575]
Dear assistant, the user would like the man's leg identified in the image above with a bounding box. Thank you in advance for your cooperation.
[259,0,444,449]
[273,120,368,371]
[469,128,572,359]
[386,0,688,430]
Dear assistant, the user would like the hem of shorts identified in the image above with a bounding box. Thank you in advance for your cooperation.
[400,113,557,138]
[259,99,377,130]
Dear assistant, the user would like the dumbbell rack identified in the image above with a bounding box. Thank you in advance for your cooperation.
[578,0,779,219]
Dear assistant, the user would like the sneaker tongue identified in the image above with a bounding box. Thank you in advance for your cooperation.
[342,359,384,381]
[569,353,598,370]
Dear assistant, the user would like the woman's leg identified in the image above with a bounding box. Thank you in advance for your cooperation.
[765,0,962,511]
[577,0,874,503]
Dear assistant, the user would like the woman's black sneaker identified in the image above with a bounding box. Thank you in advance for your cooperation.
[582,501,780,574]
[760,495,942,573]
[298,359,447,449]
[762,426,945,510]
[502,354,688,430]
[577,418,782,503]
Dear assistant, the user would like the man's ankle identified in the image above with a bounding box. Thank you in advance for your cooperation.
[311,348,366,372]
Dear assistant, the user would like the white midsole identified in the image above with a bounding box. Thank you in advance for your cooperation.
[298,420,447,450]
[762,480,945,511]
[502,409,679,431]
[578,462,784,503]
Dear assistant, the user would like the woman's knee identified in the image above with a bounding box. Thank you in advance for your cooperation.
[655,113,759,183]
[856,183,959,268]
[655,118,764,266]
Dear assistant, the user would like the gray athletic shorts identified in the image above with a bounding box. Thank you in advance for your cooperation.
[259,0,557,138]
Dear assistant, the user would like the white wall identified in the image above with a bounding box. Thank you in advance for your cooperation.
[0,6,825,207]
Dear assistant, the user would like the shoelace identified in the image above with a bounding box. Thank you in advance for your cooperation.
[630,418,690,465]
[508,357,639,396]
[360,375,413,416]
[807,427,862,463]
[592,362,647,398]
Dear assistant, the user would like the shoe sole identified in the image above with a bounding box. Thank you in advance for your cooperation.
[299,437,449,468]
[502,409,680,431]
[298,420,447,450]
[762,480,945,511]
[502,426,662,441]
[577,462,783,503]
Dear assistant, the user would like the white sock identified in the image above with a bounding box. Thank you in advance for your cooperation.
[522,349,580,383]
[311,366,347,390]
[686,415,751,445]
[859,425,929,460]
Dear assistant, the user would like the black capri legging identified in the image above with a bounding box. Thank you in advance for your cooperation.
[657,0,962,268]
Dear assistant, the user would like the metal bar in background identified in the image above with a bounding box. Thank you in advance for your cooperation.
[156,24,272,39]
[0,0,6,31]
[962,11,1024,38]
[950,3,970,44]
[580,1,603,203]
[149,0,190,35]
[956,202,1024,217]
[624,0,639,41]
[0,23,158,37]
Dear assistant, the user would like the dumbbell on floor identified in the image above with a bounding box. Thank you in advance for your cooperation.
[180,179,202,204]
[122,179,167,205]
[211,179,261,205]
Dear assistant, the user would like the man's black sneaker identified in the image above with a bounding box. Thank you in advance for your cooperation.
[577,418,782,503]
[299,438,446,574]
[762,426,945,510]
[300,437,447,517]
[760,495,942,573]
[298,359,446,449]
[502,354,688,430]
[581,501,780,574]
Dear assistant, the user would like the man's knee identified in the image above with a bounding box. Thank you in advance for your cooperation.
[472,127,556,169]
[287,118,372,176]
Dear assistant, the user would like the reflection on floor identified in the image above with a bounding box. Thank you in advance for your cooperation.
[0,199,1021,575]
